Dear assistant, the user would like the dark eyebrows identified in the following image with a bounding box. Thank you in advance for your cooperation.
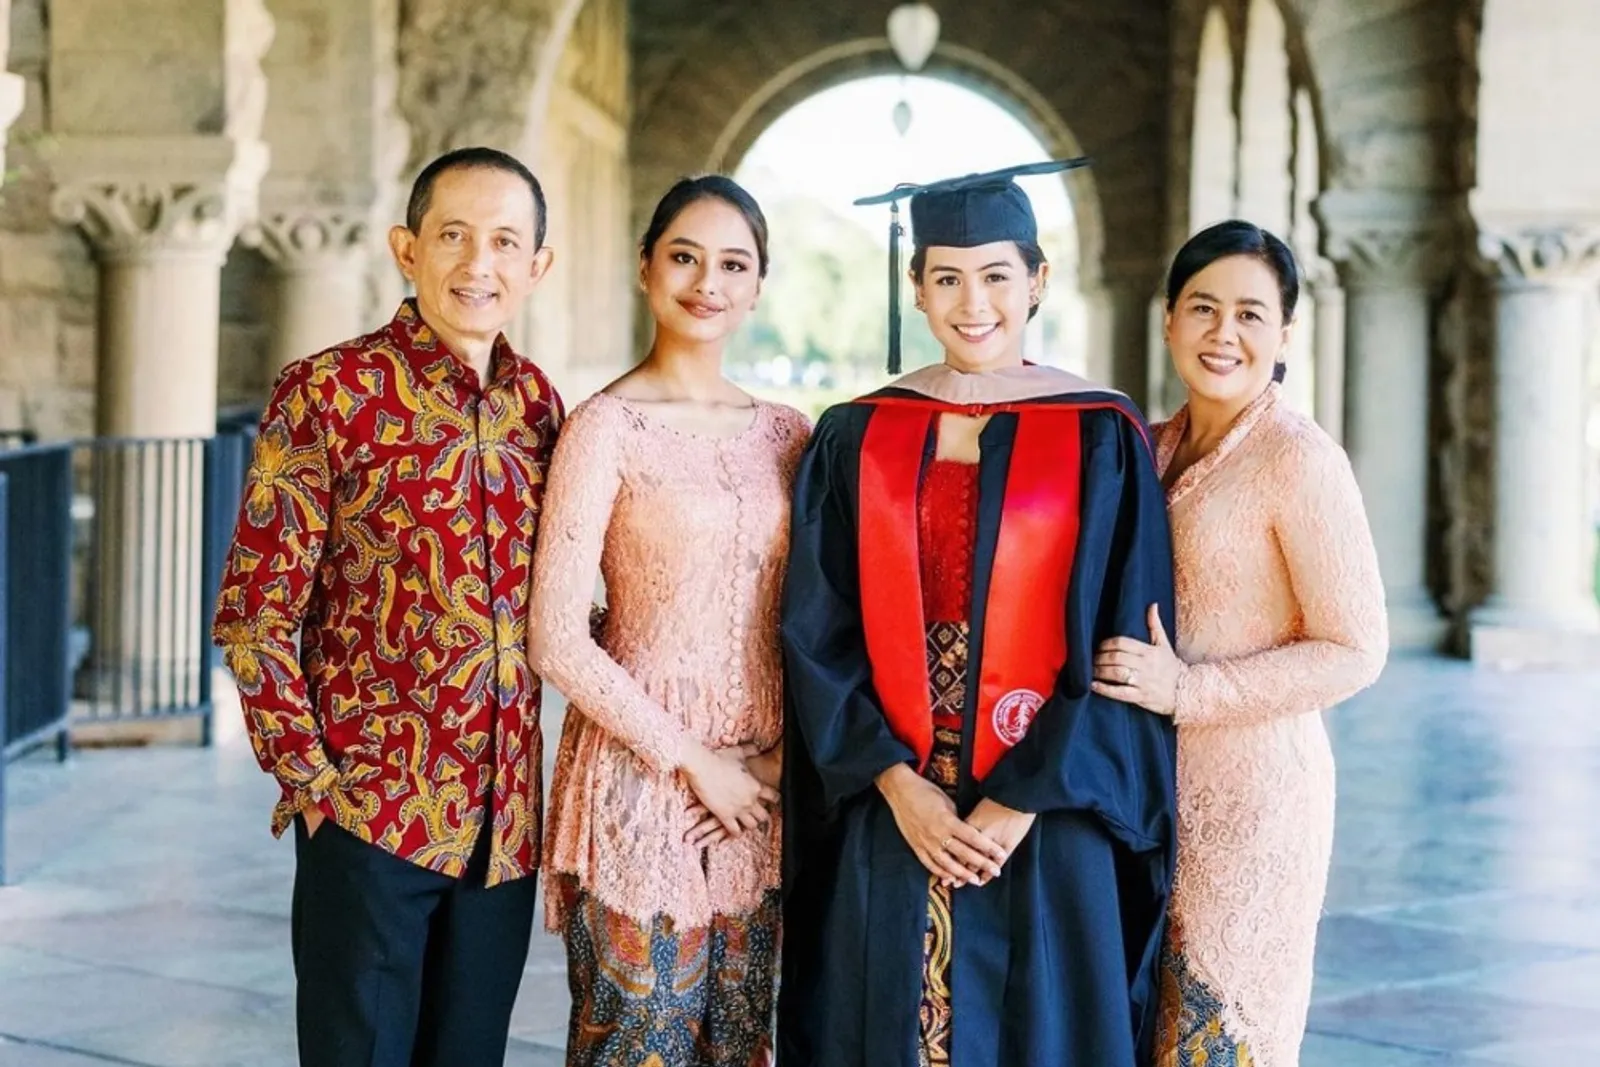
[437,218,527,236]
[1188,289,1268,309]
[667,236,754,259]
[929,260,1015,274]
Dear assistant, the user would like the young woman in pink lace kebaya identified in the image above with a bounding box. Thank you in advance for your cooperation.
[1090,221,1389,1067]
[526,176,809,1067]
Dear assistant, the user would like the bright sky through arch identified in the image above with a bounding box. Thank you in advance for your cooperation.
[736,74,1076,245]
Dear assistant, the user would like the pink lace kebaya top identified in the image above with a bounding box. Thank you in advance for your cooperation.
[1156,382,1388,1066]
[527,392,812,930]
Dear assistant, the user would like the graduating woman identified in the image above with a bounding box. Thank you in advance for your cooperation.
[779,161,1180,1067]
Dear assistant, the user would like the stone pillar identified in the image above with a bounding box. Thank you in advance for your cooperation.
[244,211,370,368]
[1090,265,1162,410]
[1309,265,1346,445]
[252,0,406,371]
[49,0,274,432]
[1235,0,1293,236]
[1319,193,1454,651]
[51,141,266,436]
[1469,220,1600,666]
[51,140,266,710]
[48,0,272,715]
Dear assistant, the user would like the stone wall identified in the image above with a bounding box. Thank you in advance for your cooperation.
[511,0,633,400]
[0,0,96,439]
[0,0,633,436]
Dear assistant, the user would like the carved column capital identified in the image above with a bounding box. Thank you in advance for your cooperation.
[241,208,372,270]
[1474,218,1600,288]
[1297,251,1341,293]
[1314,190,1460,289]
[48,135,268,263]
[52,182,237,261]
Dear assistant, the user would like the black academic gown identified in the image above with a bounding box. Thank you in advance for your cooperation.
[778,389,1178,1067]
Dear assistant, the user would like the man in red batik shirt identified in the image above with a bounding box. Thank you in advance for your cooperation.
[213,146,563,1067]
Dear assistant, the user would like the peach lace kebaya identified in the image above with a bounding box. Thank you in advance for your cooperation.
[1154,383,1388,1067]
[526,392,811,931]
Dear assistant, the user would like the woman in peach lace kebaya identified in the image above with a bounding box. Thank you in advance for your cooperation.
[1091,221,1389,1067]
[526,176,810,1067]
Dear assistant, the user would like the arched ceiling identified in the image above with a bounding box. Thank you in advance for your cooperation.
[630,0,1171,283]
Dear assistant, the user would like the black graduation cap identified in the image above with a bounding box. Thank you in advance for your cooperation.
[855,158,1092,373]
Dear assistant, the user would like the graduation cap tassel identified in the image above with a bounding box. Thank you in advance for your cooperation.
[887,199,903,376]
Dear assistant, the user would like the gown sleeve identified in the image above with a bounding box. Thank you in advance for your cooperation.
[978,408,1179,854]
[780,406,918,814]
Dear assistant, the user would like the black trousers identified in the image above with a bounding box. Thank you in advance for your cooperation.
[291,818,538,1067]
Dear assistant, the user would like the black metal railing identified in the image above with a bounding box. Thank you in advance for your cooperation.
[0,444,73,762]
[0,431,254,743]
[0,446,72,888]
[0,429,254,882]
[0,473,11,883]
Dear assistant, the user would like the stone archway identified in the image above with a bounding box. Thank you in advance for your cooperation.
[630,13,1167,260]
[630,2,1169,394]
[700,42,1105,292]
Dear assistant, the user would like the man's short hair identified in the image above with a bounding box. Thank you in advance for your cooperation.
[405,147,548,248]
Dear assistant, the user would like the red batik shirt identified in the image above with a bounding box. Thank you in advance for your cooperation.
[214,300,564,885]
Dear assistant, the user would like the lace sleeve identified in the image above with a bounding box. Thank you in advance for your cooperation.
[775,404,815,471]
[527,397,692,772]
[1173,429,1389,727]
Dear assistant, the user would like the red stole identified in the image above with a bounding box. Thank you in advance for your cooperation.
[857,399,1082,780]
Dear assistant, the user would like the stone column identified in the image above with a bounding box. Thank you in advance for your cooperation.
[243,211,370,368]
[1089,264,1162,410]
[51,140,266,710]
[1308,264,1347,445]
[253,0,407,372]
[1469,220,1600,666]
[1318,193,1454,651]
[48,0,273,716]
[51,142,266,436]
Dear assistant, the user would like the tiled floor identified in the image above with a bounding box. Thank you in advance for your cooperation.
[1,657,1597,1065]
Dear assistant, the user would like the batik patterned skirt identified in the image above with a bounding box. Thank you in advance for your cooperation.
[558,875,780,1067]
[1155,934,1255,1067]
[918,621,969,1067]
